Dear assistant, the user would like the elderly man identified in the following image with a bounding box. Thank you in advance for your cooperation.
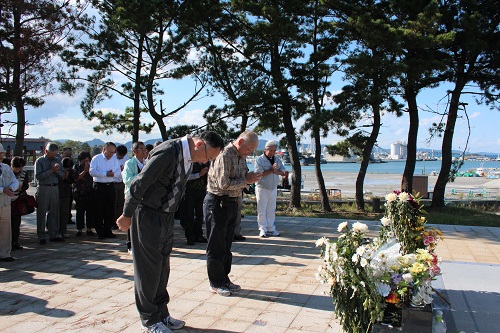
[35,142,65,244]
[116,131,224,333]
[254,140,287,237]
[0,144,19,261]
[205,130,262,296]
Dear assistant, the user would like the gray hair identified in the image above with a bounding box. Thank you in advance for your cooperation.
[237,130,258,144]
[265,140,278,149]
[46,142,59,152]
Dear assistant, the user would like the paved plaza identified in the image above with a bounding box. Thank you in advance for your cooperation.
[1,210,499,333]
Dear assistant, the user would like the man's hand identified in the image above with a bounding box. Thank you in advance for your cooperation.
[246,171,263,184]
[116,215,132,231]
[3,187,15,197]
[106,170,114,177]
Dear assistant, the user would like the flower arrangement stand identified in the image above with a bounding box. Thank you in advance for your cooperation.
[371,304,432,333]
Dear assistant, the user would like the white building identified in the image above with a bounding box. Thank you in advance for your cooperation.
[389,141,407,160]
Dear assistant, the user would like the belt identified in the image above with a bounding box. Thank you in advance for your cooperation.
[96,182,113,186]
[40,184,58,186]
[210,193,239,202]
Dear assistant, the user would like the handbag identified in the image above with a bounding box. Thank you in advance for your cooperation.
[12,192,38,216]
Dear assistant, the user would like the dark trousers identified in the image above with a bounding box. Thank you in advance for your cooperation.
[93,183,116,236]
[180,187,206,241]
[11,213,21,245]
[131,206,173,327]
[204,193,238,288]
[114,182,125,221]
[76,195,94,230]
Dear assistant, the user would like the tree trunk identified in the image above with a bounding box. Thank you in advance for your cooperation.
[431,79,466,209]
[313,131,330,212]
[132,34,145,143]
[401,90,419,193]
[13,7,24,156]
[356,106,381,210]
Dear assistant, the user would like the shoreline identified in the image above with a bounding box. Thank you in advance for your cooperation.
[299,170,499,198]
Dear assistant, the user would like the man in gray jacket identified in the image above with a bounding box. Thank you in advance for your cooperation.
[116,131,224,333]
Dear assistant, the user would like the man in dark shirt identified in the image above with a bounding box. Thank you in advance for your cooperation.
[205,130,262,296]
[116,131,224,333]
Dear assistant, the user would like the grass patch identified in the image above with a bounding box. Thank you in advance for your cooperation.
[242,200,500,227]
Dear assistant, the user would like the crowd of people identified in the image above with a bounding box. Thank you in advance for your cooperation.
[0,131,288,333]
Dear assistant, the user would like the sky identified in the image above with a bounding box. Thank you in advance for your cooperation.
[2,74,499,155]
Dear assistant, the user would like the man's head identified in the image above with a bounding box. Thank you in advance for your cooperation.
[191,131,225,163]
[132,141,147,161]
[62,147,72,158]
[102,142,116,160]
[11,156,26,174]
[0,144,5,161]
[264,140,278,158]
[45,142,59,160]
[116,145,128,160]
[234,130,259,158]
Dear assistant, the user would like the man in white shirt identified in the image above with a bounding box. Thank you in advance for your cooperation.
[90,142,121,239]
[113,145,129,226]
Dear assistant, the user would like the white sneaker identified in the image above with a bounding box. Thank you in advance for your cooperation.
[271,230,280,236]
[259,230,267,238]
[209,285,231,296]
[162,315,185,330]
[143,322,172,333]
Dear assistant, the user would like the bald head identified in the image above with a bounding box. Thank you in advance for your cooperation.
[234,130,259,158]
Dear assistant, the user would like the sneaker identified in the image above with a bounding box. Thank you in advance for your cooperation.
[271,230,280,236]
[162,316,185,330]
[209,285,231,296]
[226,281,241,292]
[259,230,267,238]
[39,239,46,245]
[142,322,172,333]
[127,248,133,255]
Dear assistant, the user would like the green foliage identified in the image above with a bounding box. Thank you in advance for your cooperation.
[90,106,155,136]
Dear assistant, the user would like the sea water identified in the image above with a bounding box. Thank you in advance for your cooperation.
[288,160,499,175]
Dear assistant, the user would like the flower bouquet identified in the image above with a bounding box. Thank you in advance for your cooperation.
[316,191,443,333]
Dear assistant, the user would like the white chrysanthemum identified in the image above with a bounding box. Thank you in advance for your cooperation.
[398,192,409,201]
[387,231,395,238]
[315,237,328,247]
[402,273,413,283]
[337,222,348,232]
[380,217,391,226]
[352,253,360,264]
[362,249,374,260]
[360,258,368,267]
[385,192,397,202]
[356,246,366,256]
[352,222,368,233]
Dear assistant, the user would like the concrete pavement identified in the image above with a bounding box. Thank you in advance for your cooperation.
[1,211,499,332]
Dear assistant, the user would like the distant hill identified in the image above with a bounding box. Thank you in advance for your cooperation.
[55,138,497,157]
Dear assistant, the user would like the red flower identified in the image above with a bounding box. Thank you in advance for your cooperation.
[386,291,400,304]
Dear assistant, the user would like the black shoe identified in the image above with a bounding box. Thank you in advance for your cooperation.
[67,220,75,225]
[233,235,246,241]
[186,239,195,246]
[39,239,47,245]
[12,243,23,250]
[76,231,83,237]
[107,232,117,238]
[111,225,118,230]
[194,236,208,243]
[98,234,106,240]
[86,230,95,236]
[0,257,15,262]
[50,237,65,242]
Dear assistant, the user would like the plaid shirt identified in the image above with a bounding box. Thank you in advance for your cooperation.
[207,143,247,198]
